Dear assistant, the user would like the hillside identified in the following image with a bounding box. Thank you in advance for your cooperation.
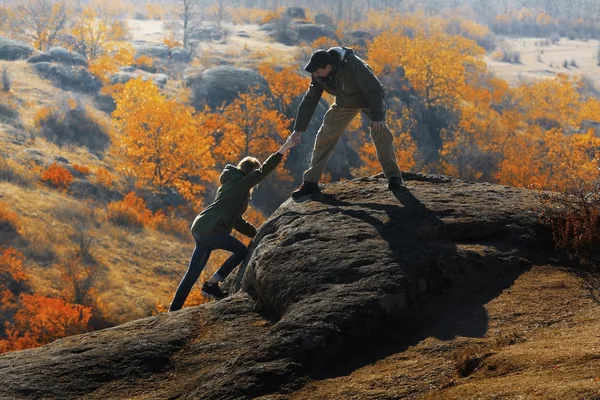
[0,175,598,399]
[0,59,197,323]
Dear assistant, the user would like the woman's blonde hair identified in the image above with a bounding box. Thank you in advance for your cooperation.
[237,156,261,175]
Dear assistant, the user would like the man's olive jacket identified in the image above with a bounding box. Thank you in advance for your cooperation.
[293,47,385,132]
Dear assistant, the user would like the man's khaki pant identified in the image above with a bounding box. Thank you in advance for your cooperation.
[303,104,401,183]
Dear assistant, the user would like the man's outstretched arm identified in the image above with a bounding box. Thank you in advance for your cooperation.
[293,78,324,133]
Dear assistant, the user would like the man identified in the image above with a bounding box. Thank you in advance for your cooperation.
[291,46,404,199]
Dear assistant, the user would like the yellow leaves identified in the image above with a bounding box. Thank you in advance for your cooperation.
[112,78,217,205]
[70,4,128,61]
[311,36,339,50]
[215,91,290,163]
[164,34,182,49]
[89,43,134,84]
[135,55,154,69]
[368,29,485,110]
[352,109,417,177]
[259,64,306,115]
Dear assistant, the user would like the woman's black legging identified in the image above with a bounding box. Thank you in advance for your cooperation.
[169,234,248,311]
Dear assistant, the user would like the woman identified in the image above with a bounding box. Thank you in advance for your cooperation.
[169,133,298,311]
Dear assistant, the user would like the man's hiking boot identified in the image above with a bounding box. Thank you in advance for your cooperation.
[388,176,405,190]
[292,181,321,199]
[201,282,227,300]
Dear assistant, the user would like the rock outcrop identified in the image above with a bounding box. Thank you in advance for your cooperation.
[0,175,582,400]
[0,37,36,61]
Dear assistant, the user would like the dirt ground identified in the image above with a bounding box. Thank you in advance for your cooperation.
[276,265,600,399]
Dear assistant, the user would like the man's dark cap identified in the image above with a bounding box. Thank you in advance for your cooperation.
[304,49,333,73]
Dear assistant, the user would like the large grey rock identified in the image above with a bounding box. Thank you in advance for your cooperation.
[0,177,557,400]
[109,69,168,87]
[131,41,170,59]
[28,46,88,67]
[581,120,600,136]
[295,24,339,44]
[345,30,374,47]
[168,46,191,63]
[0,37,36,60]
[285,7,306,19]
[314,14,333,26]
[187,65,271,109]
[32,62,100,93]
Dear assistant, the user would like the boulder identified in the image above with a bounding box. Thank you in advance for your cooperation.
[0,37,36,61]
[285,7,306,19]
[168,46,191,63]
[186,65,271,109]
[314,14,333,26]
[32,62,101,93]
[0,176,562,400]
[295,24,339,44]
[131,41,170,60]
[344,30,374,47]
[28,46,88,67]
[110,69,168,87]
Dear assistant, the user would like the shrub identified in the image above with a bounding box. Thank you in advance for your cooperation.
[95,167,115,189]
[135,55,154,71]
[72,164,91,175]
[151,209,190,239]
[492,46,522,64]
[33,97,112,156]
[0,202,22,236]
[0,157,35,186]
[107,192,153,229]
[537,172,600,265]
[0,93,18,120]
[41,163,74,190]
[106,200,145,229]
[2,66,10,92]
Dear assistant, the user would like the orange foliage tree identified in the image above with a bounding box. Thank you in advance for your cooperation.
[69,4,128,61]
[89,43,135,85]
[112,78,217,205]
[213,91,293,195]
[2,294,91,352]
[0,247,92,353]
[258,64,307,116]
[494,75,600,191]
[352,109,417,177]
[367,29,486,111]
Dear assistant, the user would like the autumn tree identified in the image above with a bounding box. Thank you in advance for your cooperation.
[351,108,418,177]
[89,43,135,85]
[211,91,293,210]
[1,293,91,352]
[367,29,486,111]
[6,0,72,51]
[258,63,307,116]
[69,4,128,61]
[0,247,92,353]
[112,78,217,205]
[214,91,290,166]
[165,0,203,56]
